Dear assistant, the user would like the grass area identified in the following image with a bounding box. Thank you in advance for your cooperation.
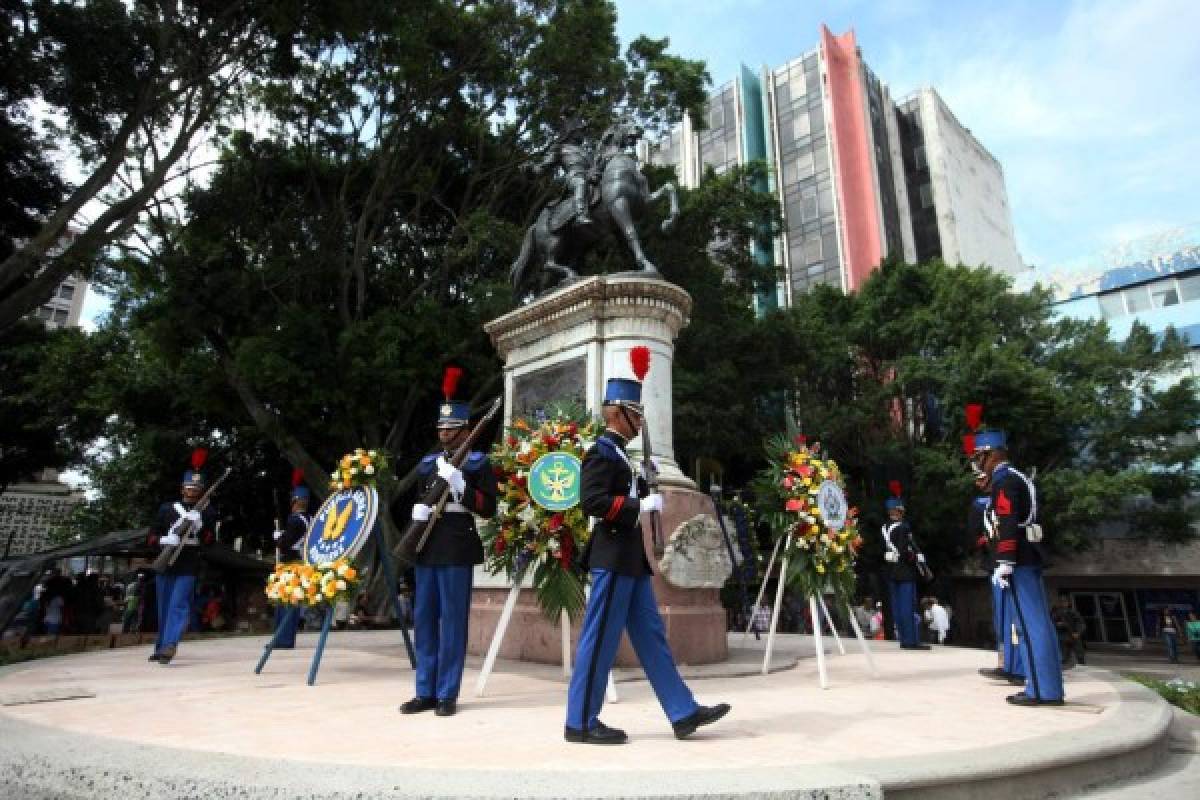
[1130,675,1200,715]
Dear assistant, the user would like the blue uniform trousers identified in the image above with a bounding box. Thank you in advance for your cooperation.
[1009,566,1064,701]
[154,574,195,652]
[566,570,698,730]
[894,579,920,646]
[413,564,473,701]
[274,605,300,648]
[885,578,900,639]
[997,582,1025,677]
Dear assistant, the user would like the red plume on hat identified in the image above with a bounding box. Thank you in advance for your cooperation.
[888,480,903,498]
[962,433,976,455]
[190,448,209,470]
[965,403,983,432]
[442,366,463,401]
[629,346,650,381]
[291,468,305,489]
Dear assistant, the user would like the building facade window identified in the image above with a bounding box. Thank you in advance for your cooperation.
[1098,292,1125,318]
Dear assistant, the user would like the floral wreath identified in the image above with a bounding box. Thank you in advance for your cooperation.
[329,448,389,492]
[265,558,359,607]
[756,433,862,602]
[481,403,601,621]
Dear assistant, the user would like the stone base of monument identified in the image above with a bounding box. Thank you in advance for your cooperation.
[473,273,732,667]
[468,485,728,666]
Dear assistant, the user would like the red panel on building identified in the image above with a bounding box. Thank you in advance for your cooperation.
[821,26,882,291]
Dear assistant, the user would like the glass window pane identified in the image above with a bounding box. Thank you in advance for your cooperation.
[914,144,926,170]
[789,69,807,100]
[58,284,75,300]
[793,110,810,141]
[1177,274,1200,302]
[1124,286,1151,313]
[1152,286,1179,307]
[919,184,934,208]
[1098,293,1125,318]
[804,236,822,265]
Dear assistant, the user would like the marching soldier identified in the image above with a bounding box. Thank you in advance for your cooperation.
[146,449,218,665]
[272,470,311,649]
[565,356,730,744]
[881,486,929,650]
[400,368,497,717]
[972,430,1064,706]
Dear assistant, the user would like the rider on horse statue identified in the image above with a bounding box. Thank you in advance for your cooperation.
[536,117,595,227]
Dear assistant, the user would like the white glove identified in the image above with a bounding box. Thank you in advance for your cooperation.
[272,530,284,542]
[159,532,181,548]
[411,503,433,522]
[184,509,202,525]
[884,550,899,562]
[640,493,663,514]
[991,562,1013,589]
[436,456,466,496]
[916,553,926,564]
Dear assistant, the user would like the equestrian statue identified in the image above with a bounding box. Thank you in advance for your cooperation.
[510,117,680,297]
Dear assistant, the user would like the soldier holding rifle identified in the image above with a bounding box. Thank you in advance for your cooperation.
[564,347,730,745]
[146,449,219,665]
[399,368,498,718]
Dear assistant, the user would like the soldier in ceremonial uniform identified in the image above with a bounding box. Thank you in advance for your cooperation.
[881,490,930,650]
[146,449,218,665]
[972,430,1064,706]
[400,368,497,717]
[970,470,1025,684]
[271,470,311,649]
[537,117,593,225]
[564,365,730,745]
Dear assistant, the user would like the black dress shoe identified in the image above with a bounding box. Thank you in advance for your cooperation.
[157,646,176,665]
[399,696,437,714]
[1007,675,1027,686]
[1007,692,1064,707]
[147,652,162,662]
[672,703,731,740]
[900,644,931,650]
[978,667,1008,679]
[564,721,628,745]
[435,699,456,717]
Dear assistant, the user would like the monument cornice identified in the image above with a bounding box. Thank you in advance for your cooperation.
[485,274,692,359]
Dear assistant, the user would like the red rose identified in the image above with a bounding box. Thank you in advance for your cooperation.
[559,535,573,568]
[549,512,565,530]
[494,536,506,555]
[506,435,518,447]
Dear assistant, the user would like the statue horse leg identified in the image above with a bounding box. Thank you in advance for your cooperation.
[542,228,580,287]
[647,181,679,233]
[608,194,659,275]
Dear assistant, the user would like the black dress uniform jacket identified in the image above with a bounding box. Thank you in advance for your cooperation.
[886,520,920,583]
[414,450,498,567]
[148,502,218,576]
[579,431,651,577]
[990,465,1041,567]
[277,511,309,562]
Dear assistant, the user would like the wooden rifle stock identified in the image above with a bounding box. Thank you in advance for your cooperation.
[640,418,663,552]
[151,467,232,573]
[396,396,503,563]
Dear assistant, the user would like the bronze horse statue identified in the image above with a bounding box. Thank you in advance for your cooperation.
[510,119,680,296]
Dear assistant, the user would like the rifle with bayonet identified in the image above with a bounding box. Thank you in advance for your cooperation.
[151,467,232,573]
[397,396,504,563]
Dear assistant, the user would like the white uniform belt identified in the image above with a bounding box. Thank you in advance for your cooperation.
[443,502,470,514]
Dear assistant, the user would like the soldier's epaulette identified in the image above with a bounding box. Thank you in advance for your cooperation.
[462,451,488,473]
[593,437,624,462]
[417,454,438,476]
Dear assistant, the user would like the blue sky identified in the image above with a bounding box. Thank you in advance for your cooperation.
[615,0,1200,271]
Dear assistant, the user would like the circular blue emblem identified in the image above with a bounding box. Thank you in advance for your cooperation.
[528,452,582,511]
[304,487,377,564]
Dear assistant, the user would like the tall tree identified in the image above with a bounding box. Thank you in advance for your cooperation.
[0,0,329,331]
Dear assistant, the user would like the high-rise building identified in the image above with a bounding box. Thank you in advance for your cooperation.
[644,25,1023,305]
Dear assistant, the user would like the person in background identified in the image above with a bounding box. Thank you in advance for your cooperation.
[1185,611,1200,662]
[926,596,951,644]
[1050,595,1086,667]
[1158,608,1183,664]
[44,593,64,637]
[122,575,144,633]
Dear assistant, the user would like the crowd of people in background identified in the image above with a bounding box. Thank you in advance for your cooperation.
[3,567,231,643]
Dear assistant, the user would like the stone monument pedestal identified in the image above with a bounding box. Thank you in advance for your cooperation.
[469,274,728,666]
